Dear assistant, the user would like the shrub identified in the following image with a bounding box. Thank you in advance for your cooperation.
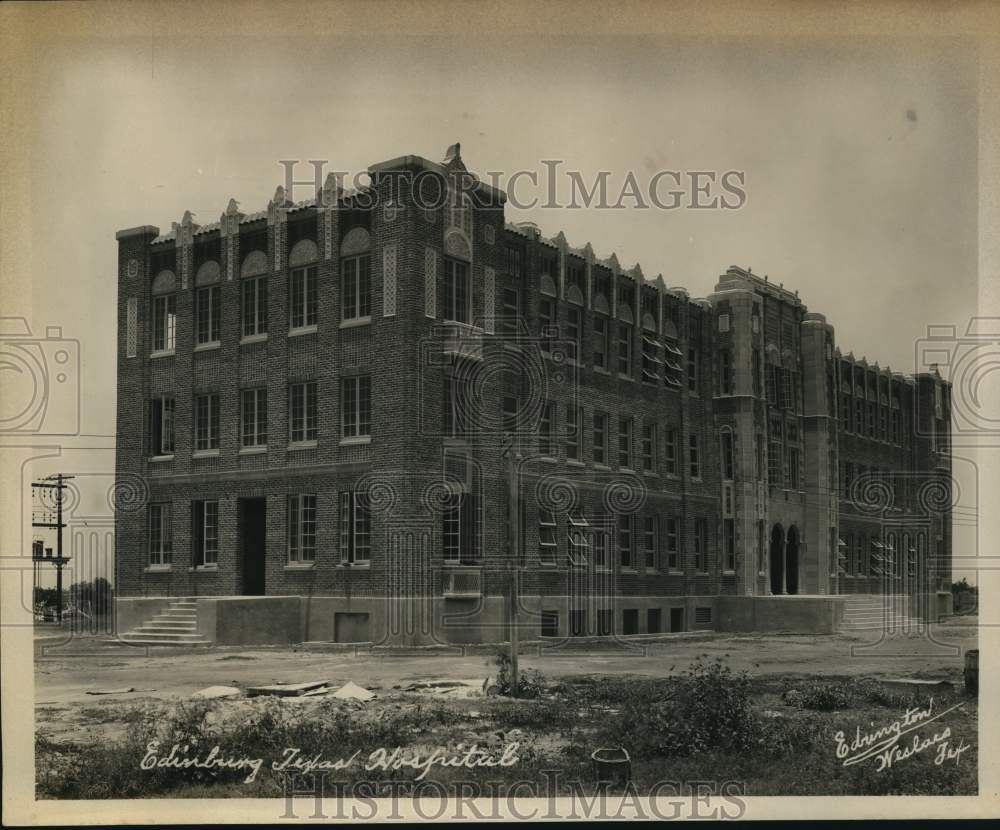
[493,650,546,699]
[612,657,759,757]
[794,682,854,711]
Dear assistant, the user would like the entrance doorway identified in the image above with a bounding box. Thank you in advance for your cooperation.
[669,607,684,633]
[238,498,266,595]
[785,526,800,595]
[769,524,784,595]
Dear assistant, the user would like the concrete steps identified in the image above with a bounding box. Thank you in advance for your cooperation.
[839,595,925,632]
[119,598,209,646]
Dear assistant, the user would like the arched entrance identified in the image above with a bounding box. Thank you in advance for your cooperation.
[769,524,784,595]
[785,526,800,595]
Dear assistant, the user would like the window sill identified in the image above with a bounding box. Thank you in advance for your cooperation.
[239,445,268,455]
[338,561,371,569]
[144,565,172,573]
[645,568,660,575]
[150,350,175,359]
[188,565,219,573]
[538,455,558,464]
[695,571,710,576]
[288,441,318,450]
[642,470,659,478]
[593,366,610,375]
[289,325,318,338]
[722,570,736,576]
[240,333,268,345]
[284,563,316,571]
[668,569,685,576]
[149,454,174,463]
[565,459,585,467]
[619,466,635,474]
[192,449,220,458]
[194,341,220,353]
[340,316,371,329]
[620,568,638,574]
[617,373,634,382]
[594,463,611,471]
[340,436,371,446]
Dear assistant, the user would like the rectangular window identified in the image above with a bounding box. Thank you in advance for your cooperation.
[341,375,372,439]
[152,294,177,352]
[694,517,707,572]
[666,518,679,571]
[290,266,318,330]
[724,518,736,571]
[241,276,268,338]
[342,254,371,320]
[535,400,552,456]
[721,349,733,394]
[593,412,608,465]
[665,429,677,475]
[538,508,557,564]
[148,503,172,565]
[643,516,657,569]
[192,500,218,566]
[641,335,661,383]
[565,307,582,361]
[618,514,633,568]
[340,491,371,564]
[768,443,782,488]
[443,258,471,324]
[289,382,318,444]
[720,431,734,480]
[505,245,522,279]
[193,394,219,451]
[593,526,608,568]
[240,388,268,448]
[687,347,698,393]
[688,433,700,479]
[752,349,762,397]
[786,446,800,489]
[444,374,471,437]
[150,396,175,456]
[565,403,581,460]
[567,510,590,566]
[617,323,632,375]
[642,422,656,473]
[538,297,556,352]
[593,315,609,369]
[618,416,632,468]
[288,494,317,563]
[500,287,520,338]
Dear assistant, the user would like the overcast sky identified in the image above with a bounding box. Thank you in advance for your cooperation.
[6,14,982,578]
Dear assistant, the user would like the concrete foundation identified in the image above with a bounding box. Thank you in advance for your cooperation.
[117,593,860,645]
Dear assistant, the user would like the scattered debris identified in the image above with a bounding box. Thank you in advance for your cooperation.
[332,681,376,701]
[246,680,327,698]
[300,686,331,697]
[403,679,485,699]
[192,685,241,700]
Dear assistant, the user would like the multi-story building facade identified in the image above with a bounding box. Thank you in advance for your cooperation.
[114,144,953,645]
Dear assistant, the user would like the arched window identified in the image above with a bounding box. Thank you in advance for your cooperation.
[151,270,177,354]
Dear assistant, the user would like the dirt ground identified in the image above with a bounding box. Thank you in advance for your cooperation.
[34,617,976,744]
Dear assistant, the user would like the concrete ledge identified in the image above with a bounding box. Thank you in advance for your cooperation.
[114,597,174,636]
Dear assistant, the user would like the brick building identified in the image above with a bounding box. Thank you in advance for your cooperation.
[114,144,953,645]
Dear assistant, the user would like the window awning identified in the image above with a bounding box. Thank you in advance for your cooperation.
[663,340,683,356]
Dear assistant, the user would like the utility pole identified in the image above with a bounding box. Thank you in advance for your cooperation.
[31,474,74,622]
[502,435,519,697]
